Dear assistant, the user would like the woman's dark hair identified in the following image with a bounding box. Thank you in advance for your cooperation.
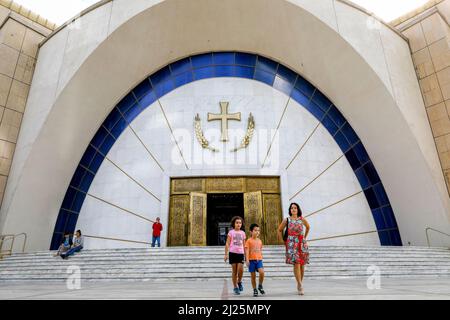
[230,216,244,228]
[76,230,82,236]
[288,203,302,217]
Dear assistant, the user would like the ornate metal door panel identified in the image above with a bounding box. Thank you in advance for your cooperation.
[168,195,189,246]
[263,194,283,245]
[243,191,263,240]
[189,192,207,246]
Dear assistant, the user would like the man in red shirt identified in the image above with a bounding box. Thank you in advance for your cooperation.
[152,217,163,247]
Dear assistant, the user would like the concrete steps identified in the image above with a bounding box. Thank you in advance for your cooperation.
[0,246,449,282]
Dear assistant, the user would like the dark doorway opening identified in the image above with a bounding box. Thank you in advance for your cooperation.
[207,193,244,246]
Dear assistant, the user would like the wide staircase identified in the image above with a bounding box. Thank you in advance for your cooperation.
[0,246,449,282]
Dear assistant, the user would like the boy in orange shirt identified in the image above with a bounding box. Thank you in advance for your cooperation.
[245,223,265,297]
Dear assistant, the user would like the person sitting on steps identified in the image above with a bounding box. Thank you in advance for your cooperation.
[61,230,84,260]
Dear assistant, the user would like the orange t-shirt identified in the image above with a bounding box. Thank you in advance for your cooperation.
[245,238,263,261]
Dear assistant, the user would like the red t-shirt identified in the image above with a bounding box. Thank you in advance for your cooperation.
[152,222,163,237]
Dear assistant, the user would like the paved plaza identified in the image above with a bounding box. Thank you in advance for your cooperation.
[1,277,449,300]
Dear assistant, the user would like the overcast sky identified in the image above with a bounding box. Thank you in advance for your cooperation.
[12,0,430,25]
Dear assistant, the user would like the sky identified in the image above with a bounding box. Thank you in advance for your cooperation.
[12,0,431,26]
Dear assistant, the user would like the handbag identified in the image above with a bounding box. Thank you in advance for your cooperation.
[283,218,289,241]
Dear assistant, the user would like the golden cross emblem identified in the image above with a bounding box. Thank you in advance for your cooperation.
[207,102,241,142]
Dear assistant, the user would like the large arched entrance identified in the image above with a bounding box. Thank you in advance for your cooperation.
[50,52,401,249]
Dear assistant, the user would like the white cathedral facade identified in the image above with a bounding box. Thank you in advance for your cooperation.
[1,0,450,252]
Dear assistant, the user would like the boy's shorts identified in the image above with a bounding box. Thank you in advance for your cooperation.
[248,260,264,272]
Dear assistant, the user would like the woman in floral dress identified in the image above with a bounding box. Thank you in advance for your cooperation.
[278,202,310,295]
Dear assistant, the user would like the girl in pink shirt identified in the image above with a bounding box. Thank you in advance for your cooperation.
[224,216,246,295]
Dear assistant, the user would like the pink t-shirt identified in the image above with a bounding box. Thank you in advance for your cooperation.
[228,229,246,254]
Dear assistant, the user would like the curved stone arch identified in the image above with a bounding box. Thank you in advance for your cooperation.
[2,0,448,252]
[50,51,402,249]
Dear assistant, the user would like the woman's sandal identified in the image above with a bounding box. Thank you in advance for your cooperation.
[297,283,304,295]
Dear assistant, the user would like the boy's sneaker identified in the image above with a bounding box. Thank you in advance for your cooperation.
[233,288,240,295]
[238,282,243,292]
[258,285,265,295]
[253,289,258,297]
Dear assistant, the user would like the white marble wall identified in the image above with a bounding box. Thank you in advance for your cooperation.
[77,78,378,248]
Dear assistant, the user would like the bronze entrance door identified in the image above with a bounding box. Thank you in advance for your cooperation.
[168,177,282,246]
[188,192,207,246]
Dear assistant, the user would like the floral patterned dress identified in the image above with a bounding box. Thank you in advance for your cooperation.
[285,217,309,265]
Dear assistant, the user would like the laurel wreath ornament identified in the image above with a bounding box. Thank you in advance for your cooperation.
[195,114,219,152]
[194,113,255,153]
[230,113,255,152]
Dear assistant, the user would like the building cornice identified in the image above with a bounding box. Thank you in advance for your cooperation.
[40,0,409,48]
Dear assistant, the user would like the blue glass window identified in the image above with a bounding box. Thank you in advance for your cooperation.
[110,117,128,139]
[290,88,310,107]
[277,64,297,84]
[50,232,64,250]
[138,91,157,109]
[71,192,87,213]
[295,76,315,98]
[304,101,325,122]
[70,166,86,188]
[235,66,254,79]
[345,148,361,171]
[311,91,332,113]
[254,69,275,86]
[116,93,136,114]
[322,115,339,136]
[170,57,192,75]
[378,231,391,246]
[215,65,234,77]
[363,162,381,185]
[373,183,389,207]
[154,80,175,98]
[327,105,346,128]
[353,142,370,166]
[235,53,256,66]
[173,71,194,88]
[61,187,77,210]
[102,108,122,131]
[256,56,278,74]
[132,79,152,100]
[193,66,214,80]
[372,208,386,230]
[89,152,104,174]
[389,230,402,246]
[66,213,79,233]
[342,122,359,146]
[79,171,95,193]
[79,145,96,168]
[90,126,109,149]
[99,134,115,156]
[364,187,380,209]
[150,66,171,87]
[333,130,351,153]
[124,103,144,124]
[382,206,398,229]
[273,76,294,96]
[54,210,70,232]
[354,167,371,190]
[213,52,235,65]
[191,53,213,68]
